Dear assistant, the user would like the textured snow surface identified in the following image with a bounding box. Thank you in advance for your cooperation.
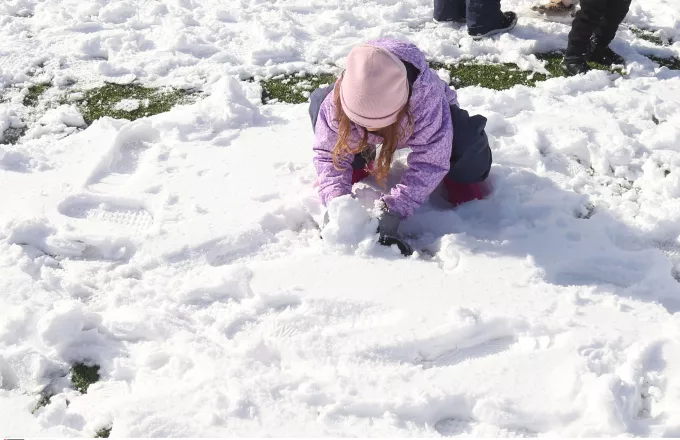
[2,0,680,437]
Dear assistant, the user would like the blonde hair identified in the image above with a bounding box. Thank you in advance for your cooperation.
[331,82,412,188]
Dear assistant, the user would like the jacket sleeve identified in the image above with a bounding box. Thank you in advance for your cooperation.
[382,97,453,218]
[312,97,354,206]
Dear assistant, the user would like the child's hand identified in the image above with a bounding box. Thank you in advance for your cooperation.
[378,235,413,256]
[377,203,413,256]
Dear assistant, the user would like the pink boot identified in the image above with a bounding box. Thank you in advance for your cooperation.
[351,161,375,184]
[443,176,491,207]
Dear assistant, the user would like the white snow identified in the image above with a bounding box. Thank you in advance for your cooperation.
[113,99,141,112]
[2,0,680,438]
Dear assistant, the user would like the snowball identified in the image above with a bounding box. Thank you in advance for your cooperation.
[320,195,378,249]
[37,302,86,348]
[113,99,141,112]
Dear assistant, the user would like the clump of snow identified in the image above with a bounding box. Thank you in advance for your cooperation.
[320,195,379,253]
[0,106,24,141]
[113,99,141,112]
[97,2,136,24]
[39,105,86,128]
[37,302,88,348]
[2,0,680,438]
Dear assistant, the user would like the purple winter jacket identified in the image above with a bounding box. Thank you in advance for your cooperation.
[312,38,459,218]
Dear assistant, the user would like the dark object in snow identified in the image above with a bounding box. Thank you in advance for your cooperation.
[378,235,414,256]
[377,203,414,256]
[587,36,625,65]
[71,363,100,394]
[561,55,591,75]
[434,0,517,40]
[96,426,112,438]
[564,0,631,71]
[469,12,518,40]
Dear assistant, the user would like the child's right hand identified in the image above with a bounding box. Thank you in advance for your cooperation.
[378,235,413,256]
[377,203,413,256]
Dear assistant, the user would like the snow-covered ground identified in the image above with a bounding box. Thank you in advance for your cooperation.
[2,0,680,437]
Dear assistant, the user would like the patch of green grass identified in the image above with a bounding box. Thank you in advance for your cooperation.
[535,51,567,77]
[648,55,680,70]
[95,426,112,438]
[79,83,194,124]
[256,52,627,103]
[71,363,100,394]
[31,393,53,414]
[261,73,336,104]
[630,27,667,46]
[432,51,619,91]
[1,126,28,145]
[23,83,50,107]
[432,60,551,90]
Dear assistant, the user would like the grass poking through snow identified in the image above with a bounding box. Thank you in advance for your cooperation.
[71,363,100,394]
[3,81,196,144]
[95,426,112,438]
[1,127,28,145]
[648,55,680,70]
[31,393,53,414]
[261,73,336,104]
[23,83,50,107]
[260,52,623,103]
[79,83,195,124]
[630,27,668,46]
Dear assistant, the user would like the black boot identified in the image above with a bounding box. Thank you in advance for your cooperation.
[561,55,590,76]
[586,36,624,65]
[469,11,518,40]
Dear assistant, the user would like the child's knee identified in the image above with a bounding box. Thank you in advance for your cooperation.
[448,105,492,183]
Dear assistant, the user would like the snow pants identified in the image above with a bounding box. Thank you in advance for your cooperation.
[566,0,632,56]
[433,0,506,35]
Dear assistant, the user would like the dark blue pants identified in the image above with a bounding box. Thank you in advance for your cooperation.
[308,85,491,184]
[433,0,504,35]
[566,0,632,57]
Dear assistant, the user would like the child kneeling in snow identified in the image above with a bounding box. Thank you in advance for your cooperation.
[309,38,491,255]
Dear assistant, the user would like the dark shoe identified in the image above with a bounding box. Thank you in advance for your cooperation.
[587,37,624,65]
[561,55,590,76]
[433,16,466,24]
[469,11,518,40]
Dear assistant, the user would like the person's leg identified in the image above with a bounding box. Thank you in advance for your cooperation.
[562,0,606,75]
[466,0,517,40]
[566,0,605,57]
[467,0,500,33]
[586,0,630,65]
[443,105,493,207]
[434,0,466,23]
[594,0,631,44]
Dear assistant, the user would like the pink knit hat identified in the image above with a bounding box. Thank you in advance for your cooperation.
[339,44,409,129]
